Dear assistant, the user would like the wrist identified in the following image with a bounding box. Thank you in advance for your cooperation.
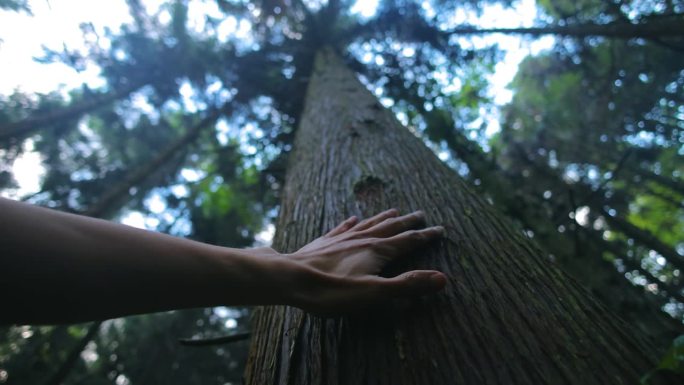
[210,246,305,307]
[276,251,333,312]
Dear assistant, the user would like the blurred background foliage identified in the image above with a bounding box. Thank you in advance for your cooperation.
[0,0,683,384]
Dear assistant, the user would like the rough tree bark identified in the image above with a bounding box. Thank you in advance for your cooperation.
[244,48,657,384]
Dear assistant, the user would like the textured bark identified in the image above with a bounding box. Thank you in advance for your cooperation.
[421,114,682,343]
[244,48,656,385]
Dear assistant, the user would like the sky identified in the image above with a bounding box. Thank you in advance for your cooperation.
[0,0,554,230]
[0,0,552,96]
[0,0,132,94]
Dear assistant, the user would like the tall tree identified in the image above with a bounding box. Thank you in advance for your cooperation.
[244,47,656,385]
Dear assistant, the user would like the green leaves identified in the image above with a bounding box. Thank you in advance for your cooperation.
[642,335,684,385]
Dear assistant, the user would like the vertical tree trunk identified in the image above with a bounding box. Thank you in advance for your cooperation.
[244,48,657,385]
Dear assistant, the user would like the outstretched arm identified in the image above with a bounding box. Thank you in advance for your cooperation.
[1,197,446,324]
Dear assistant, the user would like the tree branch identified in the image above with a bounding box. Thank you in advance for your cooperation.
[447,18,684,39]
[179,331,251,347]
[44,321,102,385]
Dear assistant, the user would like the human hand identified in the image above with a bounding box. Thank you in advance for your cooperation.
[281,209,447,315]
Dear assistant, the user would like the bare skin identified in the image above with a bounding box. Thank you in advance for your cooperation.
[0,197,447,324]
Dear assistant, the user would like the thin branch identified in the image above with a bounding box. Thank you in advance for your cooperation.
[648,37,684,54]
[44,321,102,385]
[0,83,142,144]
[446,18,684,39]
[580,149,633,207]
[179,331,251,347]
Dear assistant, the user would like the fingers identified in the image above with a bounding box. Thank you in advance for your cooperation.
[314,271,447,315]
[351,208,400,232]
[361,211,428,238]
[371,226,445,255]
[326,216,358,237]
[379,270,447,298]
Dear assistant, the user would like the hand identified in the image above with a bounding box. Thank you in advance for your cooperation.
[281,209,447,315]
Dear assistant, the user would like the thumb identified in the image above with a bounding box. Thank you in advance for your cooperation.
[381,270,447,298]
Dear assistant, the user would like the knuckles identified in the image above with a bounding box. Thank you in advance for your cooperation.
[404,229,425,241]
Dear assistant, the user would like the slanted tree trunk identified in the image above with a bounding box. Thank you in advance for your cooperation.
[427,131,683,343]
[244,48,657,384]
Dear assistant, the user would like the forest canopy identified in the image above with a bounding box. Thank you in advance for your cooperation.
[1,0,683,384]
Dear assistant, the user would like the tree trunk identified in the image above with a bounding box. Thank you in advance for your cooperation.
[448,18,684,39]
[244,48,657,385]
[418,110,682,347]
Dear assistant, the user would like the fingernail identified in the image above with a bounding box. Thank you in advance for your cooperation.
[434,226,445,236]
[430,272,447,289]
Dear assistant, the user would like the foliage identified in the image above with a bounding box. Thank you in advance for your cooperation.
[642,335,684,384]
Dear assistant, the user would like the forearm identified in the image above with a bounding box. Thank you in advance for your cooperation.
[1,197,286,324]
[2,199,445,324]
